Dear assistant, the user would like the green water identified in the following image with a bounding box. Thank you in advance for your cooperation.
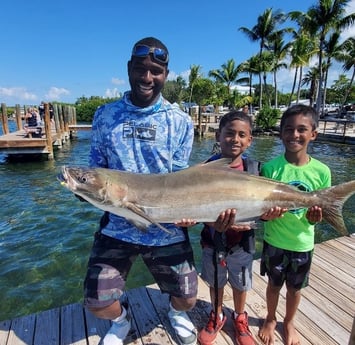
[0,130,354,321]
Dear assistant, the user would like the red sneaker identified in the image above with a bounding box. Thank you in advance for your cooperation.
[233,312,255,345]
[198,311,227,345]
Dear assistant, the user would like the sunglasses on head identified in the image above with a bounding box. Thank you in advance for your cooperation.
[131,44,169,64]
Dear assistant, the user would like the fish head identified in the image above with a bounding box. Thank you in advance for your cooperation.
[58,166,127,206]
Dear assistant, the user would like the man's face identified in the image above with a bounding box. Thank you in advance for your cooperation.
[128,54,168,108]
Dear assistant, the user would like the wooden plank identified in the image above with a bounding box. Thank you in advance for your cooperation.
[251,268,313,345]
[0,320,11,345]
[34,308,60,345]
[349,316,355,345]
[332,236,355,252]
[308,269,355,316]
[60,303,87,345]
[84,308,110,345]
[311,254,355,290]
[6,314,35,345]
[314,244,355,276]
[0,237,353,345]
[192,277,233,345]
[126,286,176,344]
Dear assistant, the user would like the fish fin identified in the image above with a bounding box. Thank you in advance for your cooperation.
[235,221,258,229]
[317,180,355,236]
[203,158,232,167]
[125,202,174,234]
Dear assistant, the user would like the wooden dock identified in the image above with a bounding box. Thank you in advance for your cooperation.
[0,103,77,159]
[1,236,354,345]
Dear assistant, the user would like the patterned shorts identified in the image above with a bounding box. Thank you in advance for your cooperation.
[260,241,313,290]
[201,246,253,291]
[84,232,198,309]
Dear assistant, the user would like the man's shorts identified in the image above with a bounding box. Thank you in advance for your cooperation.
[84,232,198,309]
[260,241,313,290]
[200,246,253,291]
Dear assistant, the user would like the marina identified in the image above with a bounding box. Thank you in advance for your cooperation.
[0,105,354,345]
[0,236,354,345]
[0,103,78,159]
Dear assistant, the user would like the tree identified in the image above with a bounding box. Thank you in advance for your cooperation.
[239,8,286,108]
[268,31,291,108]
[322,31,343,112]
[76,96,118,122]
[330,74,351,104]
[302,66,319,107]
[162,77,186,104]
[292,0,355,116]
[239,55,259,98]
[188,65,202,108]
[337,37,355,107]
[208,59,248,108]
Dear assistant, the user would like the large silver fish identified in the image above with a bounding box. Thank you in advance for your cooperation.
[58,159,355,236]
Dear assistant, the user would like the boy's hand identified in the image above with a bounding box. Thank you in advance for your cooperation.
[207,209,252,232]
[260,207,288,221]
[175,219,197,227]
[306,205,322,224]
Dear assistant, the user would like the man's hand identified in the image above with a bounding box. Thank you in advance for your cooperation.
[260,207,288,221]
[207,209,252,232]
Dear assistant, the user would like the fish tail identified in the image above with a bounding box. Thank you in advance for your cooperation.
[318,180,355,236]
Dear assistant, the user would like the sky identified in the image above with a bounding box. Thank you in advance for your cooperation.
[1,0,355,106]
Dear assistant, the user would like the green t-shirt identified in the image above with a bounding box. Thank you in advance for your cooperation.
[261,154,331,252]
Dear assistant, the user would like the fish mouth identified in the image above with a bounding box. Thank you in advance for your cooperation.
[57,166,73,189]
[57,168,68,186]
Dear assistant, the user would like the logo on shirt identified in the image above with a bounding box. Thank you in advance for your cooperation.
[288,180,312,214]
[123,121,157,141]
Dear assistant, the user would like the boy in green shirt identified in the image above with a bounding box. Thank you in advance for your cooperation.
[258,104,331,345]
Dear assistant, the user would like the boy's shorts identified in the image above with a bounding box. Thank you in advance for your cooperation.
[260,241,313,290]
[200,246,253,291]
[84,231,198,309]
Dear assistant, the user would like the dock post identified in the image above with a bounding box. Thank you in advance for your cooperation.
[1,103,9,135]
[15,104,23,130]
[44,103,54,160]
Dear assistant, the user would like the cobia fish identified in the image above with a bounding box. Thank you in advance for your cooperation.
[58,158,355,235]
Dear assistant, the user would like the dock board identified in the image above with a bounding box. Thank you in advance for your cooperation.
[0,236,354,345]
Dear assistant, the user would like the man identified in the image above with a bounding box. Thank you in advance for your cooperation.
[84,37,198,345]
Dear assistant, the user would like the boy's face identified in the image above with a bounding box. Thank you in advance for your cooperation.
[280,114,317,153]
[217,119,252,159]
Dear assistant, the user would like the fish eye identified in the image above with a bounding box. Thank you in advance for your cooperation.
[79,173,89,183]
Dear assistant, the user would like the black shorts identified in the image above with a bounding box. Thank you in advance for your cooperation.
[260,241,313,290]
[84,232,198,309]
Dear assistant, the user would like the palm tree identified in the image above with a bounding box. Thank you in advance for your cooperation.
[322,31,343,114]
[239,55,259,98]
[302,66,319,108]
[208,59,248,108]
[208,59,243,94]
[259,51,275,107]
[337,37,355,107]
[268,31,291,108]
[188,64,202,107]
[292,0,355,117]
[239,8,286,108]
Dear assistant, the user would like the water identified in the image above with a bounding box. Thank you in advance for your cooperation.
[0,124,354,321]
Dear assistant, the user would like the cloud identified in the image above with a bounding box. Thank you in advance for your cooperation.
[45,87,70,100]
[104,88,121,98]
[168,69,191,83]
[111,77,125,85]
[0,87,37,101]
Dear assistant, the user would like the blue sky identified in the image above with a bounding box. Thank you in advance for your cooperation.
[1,0,354,106]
